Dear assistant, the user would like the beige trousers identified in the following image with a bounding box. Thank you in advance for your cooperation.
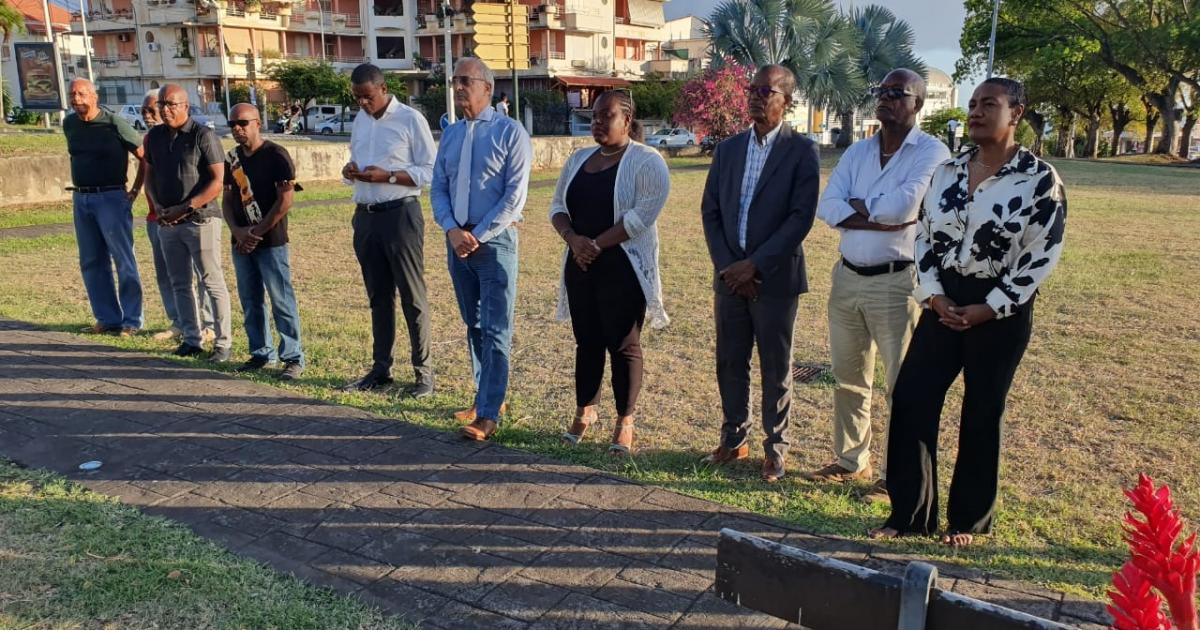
[827,260,921,476]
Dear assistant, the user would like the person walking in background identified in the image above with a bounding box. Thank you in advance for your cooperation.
[431,57,532,442]
[222,103,306,381]
[550,89,670,456]
[870,78,1066,546]
[699,64,820,483]
[62,77,144,336]
[143,84,233,361]
[805,69,951,505]
[137,91,215,345]
[495,93,509,117]
[340,63,437,396]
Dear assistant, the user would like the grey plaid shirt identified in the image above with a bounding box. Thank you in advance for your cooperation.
[737,122,782,249]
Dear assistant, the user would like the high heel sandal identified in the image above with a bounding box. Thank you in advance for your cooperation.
[561,408,597,445]
[608,417,634,456]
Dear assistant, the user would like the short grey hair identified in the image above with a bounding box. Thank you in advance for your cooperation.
[454,57,494,89]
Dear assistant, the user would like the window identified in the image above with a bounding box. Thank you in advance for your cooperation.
[373,0,403,16]
[376,36,405,59]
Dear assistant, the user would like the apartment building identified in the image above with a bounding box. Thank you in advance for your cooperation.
[68,0,424,109]
[649,14,705,77]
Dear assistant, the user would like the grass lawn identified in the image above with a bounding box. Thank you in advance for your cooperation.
[0,152,1197,609]
[0,461,409,629]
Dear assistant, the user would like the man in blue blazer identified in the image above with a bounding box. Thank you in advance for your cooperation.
[700,64,821,482]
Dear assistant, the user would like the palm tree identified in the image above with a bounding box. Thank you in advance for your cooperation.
[835,5,926,147]
[705,0,865,136]
[0,0,26,126]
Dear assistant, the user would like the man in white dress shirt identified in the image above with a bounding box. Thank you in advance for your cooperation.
[805,68,951,502]
[340,64,438,396]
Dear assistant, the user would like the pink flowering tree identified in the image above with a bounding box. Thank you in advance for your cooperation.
[673,60,753,142]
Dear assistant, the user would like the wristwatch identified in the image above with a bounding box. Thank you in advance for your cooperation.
[387,171,397,185]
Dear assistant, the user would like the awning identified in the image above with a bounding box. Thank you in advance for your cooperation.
[554,76,632,88]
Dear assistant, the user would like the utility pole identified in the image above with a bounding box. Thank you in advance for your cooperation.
[77,0,94,80]
[509,0,518,120]
[318,0,327,60]
[39,0,65,127]
[986,0,1000,78]
[442,0,455,123]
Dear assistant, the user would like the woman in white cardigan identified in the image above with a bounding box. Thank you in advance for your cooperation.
[549,90,670,455]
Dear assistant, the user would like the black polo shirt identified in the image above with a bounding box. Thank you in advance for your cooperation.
[223,140,296,248]
[62,109,142,187]
[144,117,225,219]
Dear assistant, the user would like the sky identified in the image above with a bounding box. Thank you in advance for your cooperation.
[663,0,974,107]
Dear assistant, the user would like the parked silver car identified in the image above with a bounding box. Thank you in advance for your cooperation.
[646,127,696,148]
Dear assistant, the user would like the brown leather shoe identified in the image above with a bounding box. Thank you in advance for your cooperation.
[762,455,786,483]
[453,403,508,423]
[861,479,890,504]
[460,418,497,441]
[802,462,873,483]
[700,444,749,465]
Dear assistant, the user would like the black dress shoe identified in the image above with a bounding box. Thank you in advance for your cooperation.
[341,371,393,392]
[235,356,274,372]
[279,361,304,381]
[208,347,233,363]
[174,343,204,357]
[407,377,435,399]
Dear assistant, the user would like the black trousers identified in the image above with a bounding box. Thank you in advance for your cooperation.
[715,291,799,460]
[565,248,646,416]
[351,199,432,379]
[884,271,1034,535]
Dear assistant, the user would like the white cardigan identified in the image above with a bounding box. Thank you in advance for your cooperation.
[550,141,671,329]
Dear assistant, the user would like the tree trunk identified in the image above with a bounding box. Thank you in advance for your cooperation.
[1026,110,1046,156]
[1143,112,1158,154]
[1151,81,1181,155]
[1056,108,1075,158]
[836,107,854,148]
[1083,111,1102,159]
[1109,103,1132,157]
[1179,114,1197,159]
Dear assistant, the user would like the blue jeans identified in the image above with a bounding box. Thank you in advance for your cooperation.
[73,189,142,329]
[232,245,304,365]
[446,227,518,421]
[146,220,214,331]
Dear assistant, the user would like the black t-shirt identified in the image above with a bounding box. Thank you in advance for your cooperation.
[144,118,225,219]
[62,110,142,187]
[224,140,296,248]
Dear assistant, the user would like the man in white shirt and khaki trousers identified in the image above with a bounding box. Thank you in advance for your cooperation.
[806,68,951,502]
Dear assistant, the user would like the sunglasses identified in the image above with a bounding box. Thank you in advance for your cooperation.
[228,119,258,128]
[745,85,784,100]
[871,86,917,100]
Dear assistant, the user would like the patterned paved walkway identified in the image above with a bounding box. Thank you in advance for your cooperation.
[0,320,1110,628]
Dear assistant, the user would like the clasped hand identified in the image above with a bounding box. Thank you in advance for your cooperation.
[448,227,480,259]
[721,260,760,300]
[232,224,264,255]
[156,202,192,226]
[930,295,996,332]
[567,233,602,271]
[342,161,391,183]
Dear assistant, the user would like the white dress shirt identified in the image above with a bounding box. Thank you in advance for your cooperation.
[816,128,950,266]
[347,96,436,205]
[737,122,782,249]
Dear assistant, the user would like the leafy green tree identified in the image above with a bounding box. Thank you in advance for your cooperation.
[836,5,926,147]
[919,106,967,137]
[0,0,26,126]
[264,59,348,130]
[630,72,682,122]
[706,0,864,134]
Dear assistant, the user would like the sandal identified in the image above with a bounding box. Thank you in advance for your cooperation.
[608,416,634,456]
[561,407,597,445]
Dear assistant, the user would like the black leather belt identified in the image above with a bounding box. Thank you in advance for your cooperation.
[68,185,125,193]
[842,258,913,276]
[356,196,418,213]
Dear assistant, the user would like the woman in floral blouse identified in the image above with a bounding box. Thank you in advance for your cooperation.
[870,78,1067,546]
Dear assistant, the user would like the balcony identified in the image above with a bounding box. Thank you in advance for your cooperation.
[646,57,688,75]
[70,9,136,32]
[417,12,472,35]
[528,2,564,29]
[563,6,607,33]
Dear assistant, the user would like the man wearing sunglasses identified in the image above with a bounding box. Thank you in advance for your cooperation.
[221,103,306,380]
[431,57,532,442]
[143,83,233,362]
[806,68,950,503]
[700,64,820,483]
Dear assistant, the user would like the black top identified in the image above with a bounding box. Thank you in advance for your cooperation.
[224,140,296,248]
[62,110,141,187]
[565,159,619,238]
[144,118,225,219]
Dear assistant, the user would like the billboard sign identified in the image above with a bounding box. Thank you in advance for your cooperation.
[14,42,65,111]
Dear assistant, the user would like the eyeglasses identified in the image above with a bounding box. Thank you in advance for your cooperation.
[158,100,188,110]
[745,85,784,99]
[452,76,488,88]
[228,119,258,128]
[871,86,917,101]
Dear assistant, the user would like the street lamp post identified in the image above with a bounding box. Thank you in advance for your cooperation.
[318,0,326,61]
[986,0,1000,78]
[442,0,455,124]
[77,0,94,80]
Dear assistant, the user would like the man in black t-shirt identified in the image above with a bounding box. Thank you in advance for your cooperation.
[222,103,306,380]
[62,78,145,336]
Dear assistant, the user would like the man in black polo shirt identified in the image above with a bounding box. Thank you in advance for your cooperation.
[222,103,306,380]
[143,84,233,361]
[62,77,145,335]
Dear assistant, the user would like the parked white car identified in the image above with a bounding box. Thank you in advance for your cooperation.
[315,109,357,134]
[112,103,148,130]
[646,127,696,148]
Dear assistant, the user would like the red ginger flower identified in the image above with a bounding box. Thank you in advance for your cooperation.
[1108,474,1200,630]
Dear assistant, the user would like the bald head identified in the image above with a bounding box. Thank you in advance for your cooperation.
[883,68,926,108]
[756,64,797,99]
[141,92,161,127]
[67,78,99,118]
[874,68,927,131]
[230,103,258,119]
[228,103,262,147]
[157,84,190,129]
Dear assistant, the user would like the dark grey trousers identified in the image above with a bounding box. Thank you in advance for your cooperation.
[351,199,432,380]
[714,291,799,459]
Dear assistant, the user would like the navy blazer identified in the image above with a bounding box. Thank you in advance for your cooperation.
[700,123,820,296]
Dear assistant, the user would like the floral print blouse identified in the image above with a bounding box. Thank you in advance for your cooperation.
[913,146,1067,319]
